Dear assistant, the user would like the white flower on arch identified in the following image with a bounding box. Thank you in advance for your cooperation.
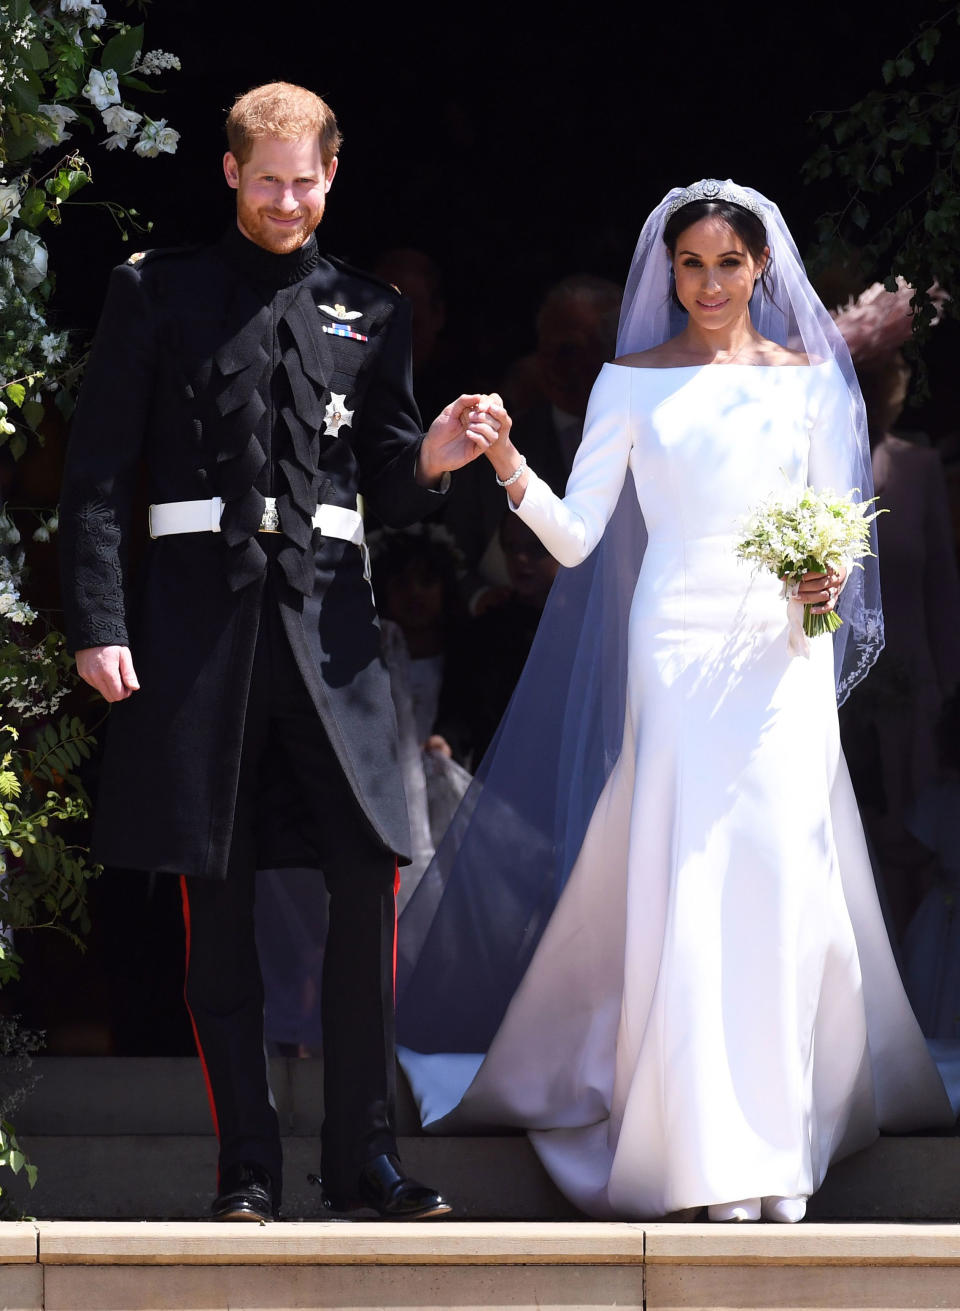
[82,67,120,111]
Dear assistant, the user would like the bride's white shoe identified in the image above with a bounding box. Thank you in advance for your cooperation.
[706,1197,761,1222]
[761,1195,807,1223]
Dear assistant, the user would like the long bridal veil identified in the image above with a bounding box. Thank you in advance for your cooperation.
[397,181,881,1056]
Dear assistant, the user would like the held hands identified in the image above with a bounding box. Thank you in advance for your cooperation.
[418,393,512,483]
[791,566,847,615]
[76,645,140,702]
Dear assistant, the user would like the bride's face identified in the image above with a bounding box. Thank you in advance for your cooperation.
[671,216,767,333]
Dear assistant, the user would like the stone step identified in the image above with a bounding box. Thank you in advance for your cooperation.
[2,1135,578,1221]
[6,1131,960,1224]
[4,1220,960,1310]
[17,1056,427,1136]
[9,1058,960,1224]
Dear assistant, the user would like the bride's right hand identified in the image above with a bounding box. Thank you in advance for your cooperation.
[478,394,530,504]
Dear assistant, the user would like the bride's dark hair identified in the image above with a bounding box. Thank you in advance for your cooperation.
[663,200,772,311]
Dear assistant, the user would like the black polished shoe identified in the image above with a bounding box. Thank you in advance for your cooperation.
[312,1153,452,1219]
[211,1162,278,1222]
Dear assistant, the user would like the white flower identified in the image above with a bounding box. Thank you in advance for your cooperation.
[60,0,106,19]
[0,178,22,239]
[136,50,182,75]
[101,105,141,139]
[82,68,121,111]
[8,231,48,292]
[40,332,68,364]
[134,118,180,157]
[36,104,78,146]
[32,525,50,543]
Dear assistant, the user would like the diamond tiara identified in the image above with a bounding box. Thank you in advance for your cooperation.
[665,179,766,224]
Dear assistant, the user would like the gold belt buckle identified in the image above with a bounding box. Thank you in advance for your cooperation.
[259,497,281,533]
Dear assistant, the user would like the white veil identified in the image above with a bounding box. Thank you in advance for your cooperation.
[397,180,882,1055]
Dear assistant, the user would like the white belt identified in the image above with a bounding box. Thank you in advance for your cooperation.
[148,496,364,546]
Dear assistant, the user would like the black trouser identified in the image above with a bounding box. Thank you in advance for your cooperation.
[180,593,399,1207]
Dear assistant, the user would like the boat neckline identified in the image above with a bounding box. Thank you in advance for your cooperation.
[604,358,832,371]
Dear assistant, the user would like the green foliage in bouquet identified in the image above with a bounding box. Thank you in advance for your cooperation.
[736,486,884,640]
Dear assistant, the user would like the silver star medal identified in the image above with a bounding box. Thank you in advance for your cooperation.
[324,393,354,436]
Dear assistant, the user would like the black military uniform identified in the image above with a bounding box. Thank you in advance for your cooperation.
[59,224,451,1217]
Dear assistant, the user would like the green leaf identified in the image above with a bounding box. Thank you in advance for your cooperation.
[4,384,26,409]
[10,80,39,115]
[25,1163,38,1188]
[18,187,46,229]
[895,56,915,78]
[28,40,49,70]
[54,389,76,421]
[916,27,941,64]
[100,24,144,75]
[119,75,157,95]
[46,169,89,202]
[21,399,45,429]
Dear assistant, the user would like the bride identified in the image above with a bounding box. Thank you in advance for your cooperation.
[396,180,956,1223]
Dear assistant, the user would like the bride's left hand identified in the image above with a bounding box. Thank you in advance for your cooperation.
[794,565,847,614]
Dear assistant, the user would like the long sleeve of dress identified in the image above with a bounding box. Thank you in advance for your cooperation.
[512,365,632,568]
[806,361,861,496]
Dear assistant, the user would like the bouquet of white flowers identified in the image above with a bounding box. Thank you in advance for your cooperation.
[736,486,883,652]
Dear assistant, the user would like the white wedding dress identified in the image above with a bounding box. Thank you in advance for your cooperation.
[399,361,956,1220]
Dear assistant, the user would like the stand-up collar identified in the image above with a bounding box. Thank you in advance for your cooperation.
[219,223,319,290]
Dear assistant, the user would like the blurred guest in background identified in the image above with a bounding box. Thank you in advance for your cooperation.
[371,248,459,424]
[443,275,621,603]
[437,512,559,768]
[834,280,960,940]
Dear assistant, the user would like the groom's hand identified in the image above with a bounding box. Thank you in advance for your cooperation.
[417,394,506,484]
[76,644,140,702]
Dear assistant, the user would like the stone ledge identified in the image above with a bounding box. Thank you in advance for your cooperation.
[33,1220,645,1265]
[644,1221,960,1265]
[3,1220,956,1268]
[0,1221,37,1261]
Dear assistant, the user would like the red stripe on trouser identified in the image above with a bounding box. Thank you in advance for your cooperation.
[393,861,400,1000]
[179,876,221,1152]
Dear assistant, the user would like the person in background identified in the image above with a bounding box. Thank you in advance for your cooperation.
[833,281,960,939]
[436,512,560,767]
[444,275,621,605]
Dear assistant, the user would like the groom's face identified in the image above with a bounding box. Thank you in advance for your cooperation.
[223,134,338,254]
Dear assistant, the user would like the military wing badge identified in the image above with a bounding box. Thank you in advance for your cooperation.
[318,302,363,321]
[324,393,354,436]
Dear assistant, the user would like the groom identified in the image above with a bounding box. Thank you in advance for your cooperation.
[58,81,505,1221]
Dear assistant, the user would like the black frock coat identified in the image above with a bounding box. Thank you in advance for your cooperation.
[59,227,447,881]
